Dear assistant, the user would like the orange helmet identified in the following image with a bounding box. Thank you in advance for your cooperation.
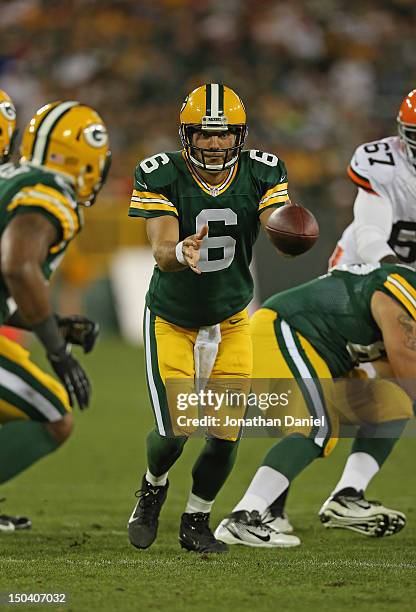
[397,89,416,167]
[0,89,17,163]
[180,83,247,172]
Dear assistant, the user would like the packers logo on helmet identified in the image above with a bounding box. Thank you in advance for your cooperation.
[397,89,416,170]
[20,101,111,205]
[0,89,18,164]
[180,83,247,172]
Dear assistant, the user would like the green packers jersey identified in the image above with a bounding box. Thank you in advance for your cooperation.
[129,149,288,327]
[0,162,82,324]
[263,263,416,377]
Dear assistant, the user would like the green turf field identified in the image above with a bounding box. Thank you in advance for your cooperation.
[0,338,415,611]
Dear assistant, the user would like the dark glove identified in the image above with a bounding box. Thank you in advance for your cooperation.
[48,345,91,410]
[56,315,100,354]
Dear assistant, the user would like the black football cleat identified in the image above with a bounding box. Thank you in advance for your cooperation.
[128,476,169,549]
[179,512,228,553]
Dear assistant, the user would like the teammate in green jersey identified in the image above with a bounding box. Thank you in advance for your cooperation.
[0,98,110,531]
[215,263,415,547]
[127,83,292,553]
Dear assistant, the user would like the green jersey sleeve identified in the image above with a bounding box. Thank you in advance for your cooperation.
[129,152,179,219]
[246,150,289,215]
[6,182,81,254]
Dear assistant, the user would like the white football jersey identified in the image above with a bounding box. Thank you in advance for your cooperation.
[330,136,416,267]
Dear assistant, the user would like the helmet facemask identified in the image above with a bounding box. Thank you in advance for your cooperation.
[180,123,247,173]
[78,150,112,206]
[397,90,416,172]
[398,119,416,170]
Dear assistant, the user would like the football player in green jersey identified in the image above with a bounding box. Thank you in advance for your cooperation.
[215,263,415,546]
[0,99,110,531]
[127,83,292,553]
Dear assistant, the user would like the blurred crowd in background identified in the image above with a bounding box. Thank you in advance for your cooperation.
[1,0,415,324]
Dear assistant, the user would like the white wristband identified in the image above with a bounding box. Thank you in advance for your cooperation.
[175,241,186,265]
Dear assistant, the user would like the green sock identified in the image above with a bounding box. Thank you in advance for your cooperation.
[352,419,408,467]
[262,434,322,481]
[192,437,239,501]
[0,421,59,484]
[146,429,187,477]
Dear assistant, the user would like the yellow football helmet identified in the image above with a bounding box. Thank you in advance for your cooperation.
[180,83,247,172]
[0,89,17,164]
[20,101,111,205]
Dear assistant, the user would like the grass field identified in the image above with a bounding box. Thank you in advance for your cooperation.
[1,337,415,611]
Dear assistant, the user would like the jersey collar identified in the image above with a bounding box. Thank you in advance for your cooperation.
[182,151,238,197]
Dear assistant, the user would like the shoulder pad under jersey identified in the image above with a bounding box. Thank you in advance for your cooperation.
[348,137,398,194]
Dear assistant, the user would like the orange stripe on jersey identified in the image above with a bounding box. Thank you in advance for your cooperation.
[328,244,344,269]
[347,165,379,195]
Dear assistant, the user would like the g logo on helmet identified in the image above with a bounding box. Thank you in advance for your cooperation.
[83,124,108,148]
[0,101,16,121]
[180,95,189,113]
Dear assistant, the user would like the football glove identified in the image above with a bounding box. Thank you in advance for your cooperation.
[47,345,91,410]
[57,315,99,354]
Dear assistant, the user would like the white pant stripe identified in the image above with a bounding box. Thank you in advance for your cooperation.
[144,308,166,436]
[0,366,62,422]
[280,320,328,447]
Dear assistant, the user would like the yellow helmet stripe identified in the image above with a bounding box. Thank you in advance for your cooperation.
[32,101,79,165]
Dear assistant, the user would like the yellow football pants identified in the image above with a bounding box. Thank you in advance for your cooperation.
[0,335,70,423]
[250,308,413,456]
[143,307,252,439]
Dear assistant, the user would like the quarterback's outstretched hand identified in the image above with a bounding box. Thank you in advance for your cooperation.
[182,225,208,274]
[47,346,91,410]
[57,315,100,353]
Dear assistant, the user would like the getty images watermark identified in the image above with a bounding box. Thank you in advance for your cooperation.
[164,377,416,438]
[175,387,325,429]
